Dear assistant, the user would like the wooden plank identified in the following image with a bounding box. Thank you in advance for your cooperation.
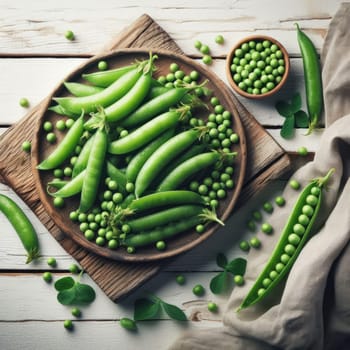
[0,14,291,302]
[0,0,338,55]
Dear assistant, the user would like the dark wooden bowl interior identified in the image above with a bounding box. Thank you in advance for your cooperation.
[32,48,247,262]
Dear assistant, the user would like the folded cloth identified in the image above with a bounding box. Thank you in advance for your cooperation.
[169,3,350,349]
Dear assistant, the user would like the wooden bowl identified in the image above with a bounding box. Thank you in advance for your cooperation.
[226,35,290,99]
[32,48,247,262]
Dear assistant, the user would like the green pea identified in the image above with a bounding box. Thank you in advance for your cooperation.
[53,197,64,208]
[269,270,278,280]
[127,246,135,254]
[306,194,318,206]
[71,307,81,317]
[192,284,205,296]
[65,30,75,41]
[239,240,250,252]
[64,319,73,330]
[263,201,274,213]
[284,244,296,255]
[202,55,213,65]
[249,237,261,248]
[288,233,301,246]
[257,288,265,297]
[234,275,245,286]
[190,70,199,81]
[46,132,57,144]
[22,141,31,152]
[252,210,262,222]
[47,257,57,267]
[98,60,108,71]
[85,230,95,241]
[215,34,224,44]
[311,187,321,196]
[289,179,300,190]
[194,40,202,49]
[69,264,81,274]
[293,223,306,236]
[176,274,186,285]
[275,196,285,207]
[275,262,285,272]
[261,222,273,234]
[207,301,218,312]
[65,118,75,128]
[262,278,272,288]
[108,239,119,249]
[42,271,52,283]
[302,204,314,217]
[280,254,290,264]
[156,240,166,251]
[247,220,256,232]
[297,146,308,156]
[19,97,30,108]
[298,214,310,226]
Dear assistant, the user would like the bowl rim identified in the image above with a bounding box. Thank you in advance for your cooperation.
[225,34,290,99]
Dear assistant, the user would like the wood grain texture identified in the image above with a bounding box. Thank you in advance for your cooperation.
[0,14,291,302]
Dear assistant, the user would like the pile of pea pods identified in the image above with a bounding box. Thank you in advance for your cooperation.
[37,52,241,254]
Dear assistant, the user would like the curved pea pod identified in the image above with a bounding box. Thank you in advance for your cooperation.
[82,64,137,87]
[49,170,86,198]
[63,82,104,97]
[79,128,108,212]
[127,205,204,232]
[0,194,40,263]
[108,109,182,155]
[237,168,335,312]
[123,216,202,248]
[37,116,84,170]
[296,23,323,134]
[157,151,224,192]
[134,128,204,198]
[54,67,141,115]
[48,104,79,118]
[128,190,206,212]
[125,128,175,182]
[106,161,127,195]
[85,54,157,127]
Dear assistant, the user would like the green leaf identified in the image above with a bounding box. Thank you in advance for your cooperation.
[74,282,96,304]
[225,257,247,276]
[57,287,76,305]
[290,92,302,113]
[295,110,309,128]
[134,298,161,321]
[210,271,229,294]
[161,302,187,321]
[216,253,228,269]
[280,115,295,139]
[54,276,75,291]
[275,100,292,117]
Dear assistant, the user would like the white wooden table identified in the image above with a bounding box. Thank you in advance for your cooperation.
[0,1,342,349]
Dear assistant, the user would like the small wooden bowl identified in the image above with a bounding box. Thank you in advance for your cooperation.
[226,35,290,99]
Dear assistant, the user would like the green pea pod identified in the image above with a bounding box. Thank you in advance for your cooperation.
[37,116,84,170]
[296,23,323,134]
[79,128,108,212]
[85,53,157,127]
[50,170,86,198]
[64,82,104,97]
[54,67,141,115]
[157,151,221,192]
[125,128,175,182]
[72,134,95,177]
[108,109,183,155]
[237,168,334,312]
[48,104,80,118]
[0,194,40,263]
[127,205,204,232]
[134,128,201,198]
[82,64,137,87]
[128,190,206,212]
[106,161,127,195]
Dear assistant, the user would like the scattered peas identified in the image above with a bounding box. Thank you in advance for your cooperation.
[22,140,31,152]
[297,146,308,156]
[192,284,205,296]
[207,301,218,312]
[249,237,261,248]
[98,61,108,71]
[155,240,166,250]
[120,317,137,331]
[263,202,274,213]
[234,275,245,286]
[65,30,75,41]
[63,319,74,330]
[53,196,64,208]
[47,257,57,267]
[261,222,273,234]
[194,40,202,49]
[247,220,256,232]
[289,179,300,190]
[43,121,53,132]
[239,240,250,252]
[42,271,52,283]
[19,97,30,108]
[275,196,286,207]
[46,132,57,144]
[69,264,81,274]
[176,275,186,285]
[71,307,81,317]
[56,120,66,131]
[202,55,213,65]
[215,35,225,45]
[252,210,262,222]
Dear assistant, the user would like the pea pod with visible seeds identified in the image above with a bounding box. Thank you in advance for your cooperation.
[106,161,127,195]
[0,194,40,263]
[237,168,334,312]
[296,23,323,134]
[50,170,86,198]
[37,115,84,170]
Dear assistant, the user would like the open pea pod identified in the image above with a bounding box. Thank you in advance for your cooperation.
[237,168,334,312]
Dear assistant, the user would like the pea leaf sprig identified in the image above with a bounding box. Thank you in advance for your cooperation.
[275,92,309,139]
[210,253,247,294]
[134,294,187,322]
[54,273,96,305]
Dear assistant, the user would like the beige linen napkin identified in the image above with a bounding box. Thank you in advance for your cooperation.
[170,3,350,349]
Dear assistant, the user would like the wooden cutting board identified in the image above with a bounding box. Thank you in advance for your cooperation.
[0,14,291,302]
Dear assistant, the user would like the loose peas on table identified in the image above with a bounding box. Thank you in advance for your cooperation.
[237,169,334,311]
